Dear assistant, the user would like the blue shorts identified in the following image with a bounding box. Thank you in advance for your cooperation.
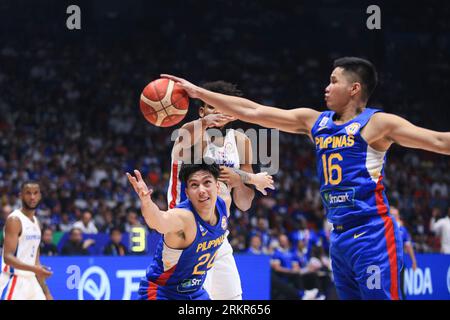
[330,214,403,300]
[138,279,210,300]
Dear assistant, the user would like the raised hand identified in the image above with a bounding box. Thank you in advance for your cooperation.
[203,113,236,128]
[126,170,153,200]
[160,74,202,99]
[251,172,275,195]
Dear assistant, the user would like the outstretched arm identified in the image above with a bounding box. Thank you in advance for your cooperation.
[127,170,185,234]
[368,113,450,154]
[161,74,321,135]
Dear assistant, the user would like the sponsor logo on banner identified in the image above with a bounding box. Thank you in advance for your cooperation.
[78,266,111,300]
[404,268,433,296]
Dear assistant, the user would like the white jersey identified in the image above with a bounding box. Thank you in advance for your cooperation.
[168,129,241,208]
[1,209,41,277]
[204,129,241,169]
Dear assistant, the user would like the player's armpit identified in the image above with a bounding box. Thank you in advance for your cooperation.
[373,113,450,154]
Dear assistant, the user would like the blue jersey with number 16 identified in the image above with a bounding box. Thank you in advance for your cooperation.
[311,108,390,225]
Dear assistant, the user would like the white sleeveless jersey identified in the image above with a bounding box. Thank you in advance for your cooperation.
[168,129,241,209]
[204,129,240,169]
[1,210,41,277]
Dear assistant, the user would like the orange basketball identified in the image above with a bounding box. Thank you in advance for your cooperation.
[139,78,189,127]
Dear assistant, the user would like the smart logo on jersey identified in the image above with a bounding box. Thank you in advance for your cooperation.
[177,277,202,293]
[345,122,361,136]
[321,188,355,209]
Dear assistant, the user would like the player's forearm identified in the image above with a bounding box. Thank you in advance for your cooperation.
[4,254,39,273]
[435,132,450,155]
[140,199,171,233]
[232,184,254,211]
[36,275,51,295]
[197,89,261,124]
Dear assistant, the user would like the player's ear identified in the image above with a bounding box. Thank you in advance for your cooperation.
[199,106,205,118]
[350,82,361,97]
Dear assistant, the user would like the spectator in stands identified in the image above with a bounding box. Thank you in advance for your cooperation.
[270,234,322,300]
[124,209,144,233]
[391,206,418,299]
[73,210,98,234]
[430,207,450,254]
[58,212,74,233]
[247,234,266,255]
[98,210,116,234]
[249,217,271,252]
[103,227,128,256]
[40,228,58,256]
[61,227,94,256]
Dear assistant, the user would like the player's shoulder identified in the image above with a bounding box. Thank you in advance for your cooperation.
[367,111,404,128]
[168,207,195,221]
[6,209,22,221]
[4,212,22,231]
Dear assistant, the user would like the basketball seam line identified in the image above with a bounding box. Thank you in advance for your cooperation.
[151,81,171,118]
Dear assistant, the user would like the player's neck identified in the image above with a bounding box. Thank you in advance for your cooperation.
[197,207,218,226]
[21,207,36,219]
[334,101,365,123]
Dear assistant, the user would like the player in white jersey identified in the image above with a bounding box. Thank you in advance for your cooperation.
[0,181,53,300]
[168,81,274,300]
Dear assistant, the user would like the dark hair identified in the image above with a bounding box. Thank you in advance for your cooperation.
[110,227,122,235]
[333,57,378,102]
[69,227,83,235]
[201,81,243,97]
[178,158,220,185]
[21,180,40,191]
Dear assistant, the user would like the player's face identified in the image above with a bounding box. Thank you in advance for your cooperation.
[324,67,354,111]
[20,184,42,210]
[185,170,219,212]
[200,104,235,127]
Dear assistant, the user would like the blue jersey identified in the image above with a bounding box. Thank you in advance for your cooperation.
[398,225,412,245]
[311,108,390,226]
[139,197,228,300]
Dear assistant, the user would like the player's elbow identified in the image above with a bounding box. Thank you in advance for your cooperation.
[4,253,15,266]
[431,133,450,155]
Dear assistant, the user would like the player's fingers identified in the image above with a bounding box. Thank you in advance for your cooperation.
[126,173,137,187]
[223,115,236,121]
[134,170,144,182]
[160,74,184,83]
